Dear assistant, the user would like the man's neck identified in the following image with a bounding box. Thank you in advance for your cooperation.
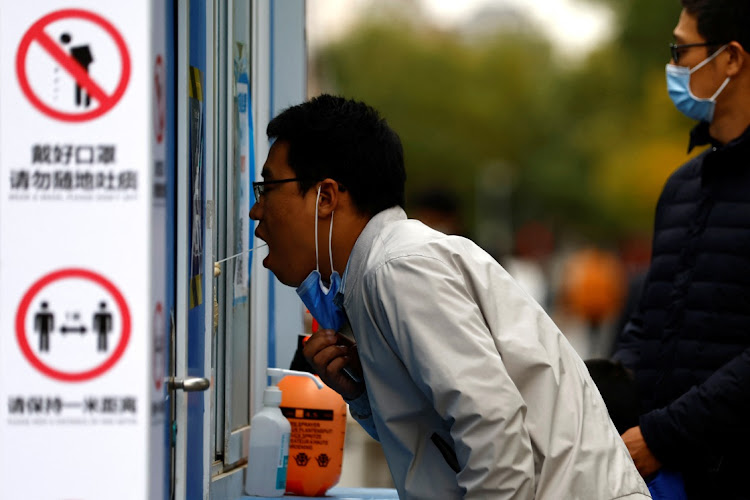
[710,80,750,144]
[333,226,365,277]
[710,114,750,145]
[320,212,370,282]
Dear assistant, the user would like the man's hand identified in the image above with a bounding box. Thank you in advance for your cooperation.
[621,426,662,478]
[303,328,364,400]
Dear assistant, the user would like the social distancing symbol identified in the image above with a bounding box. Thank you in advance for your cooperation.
[15,9,131,122]
[15,268,131,382]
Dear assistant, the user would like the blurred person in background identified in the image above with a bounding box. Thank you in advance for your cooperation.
[613,0,750,497]
[559,247,627,357]
[611,234,653,356]
[251,94,649,499]
[503,221,556,311]
[409,187,465,236]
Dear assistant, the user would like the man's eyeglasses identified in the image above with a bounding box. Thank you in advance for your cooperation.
[252,178,303,202]
[669,42,725,64]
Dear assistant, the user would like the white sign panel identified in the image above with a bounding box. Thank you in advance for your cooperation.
[0,1,166,499]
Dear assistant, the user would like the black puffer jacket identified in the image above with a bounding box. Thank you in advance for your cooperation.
[614,123,750,499]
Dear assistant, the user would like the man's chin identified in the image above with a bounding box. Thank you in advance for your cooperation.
[263,257,302,288]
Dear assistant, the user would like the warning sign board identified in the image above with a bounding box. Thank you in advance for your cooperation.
[0,1,166,499]
[15,9,131,122]
[15,268,131,382]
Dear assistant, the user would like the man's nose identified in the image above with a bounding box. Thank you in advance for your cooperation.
[249,201,261,220]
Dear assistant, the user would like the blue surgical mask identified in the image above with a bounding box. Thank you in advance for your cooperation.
[296,186,346,332]
[666,44,730,123]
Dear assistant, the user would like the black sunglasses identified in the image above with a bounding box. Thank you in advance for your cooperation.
[669,41,725,64]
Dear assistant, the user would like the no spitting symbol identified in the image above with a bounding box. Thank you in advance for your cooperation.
[15,9,131,122]
[15,268,131,382]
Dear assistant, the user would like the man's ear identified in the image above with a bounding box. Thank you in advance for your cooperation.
[725,41,746,77]
[316,178,340,218]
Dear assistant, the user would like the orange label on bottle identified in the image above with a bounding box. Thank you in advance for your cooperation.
[281,407,336,456]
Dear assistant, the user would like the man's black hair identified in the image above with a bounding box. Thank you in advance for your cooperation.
[266,94,406,217]
[681,0,750,52]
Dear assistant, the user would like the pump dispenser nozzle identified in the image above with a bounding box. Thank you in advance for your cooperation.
[268,368,323,389]
[264,368,323,407]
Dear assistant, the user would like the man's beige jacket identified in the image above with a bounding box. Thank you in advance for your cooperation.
[341,207,651,500]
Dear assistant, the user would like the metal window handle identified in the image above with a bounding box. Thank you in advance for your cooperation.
[168,377,210,392]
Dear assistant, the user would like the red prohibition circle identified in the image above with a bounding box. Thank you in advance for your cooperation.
[15,268,131,382]
[15,9,131,122]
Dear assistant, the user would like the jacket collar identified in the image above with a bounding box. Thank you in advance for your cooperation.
[691,122,750,186]
[336,206,407,309]
[687,121,712,153]
[688,121,750,154]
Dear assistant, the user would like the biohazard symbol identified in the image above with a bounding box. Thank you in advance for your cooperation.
[294,452,310,467]
[316,453,330,468]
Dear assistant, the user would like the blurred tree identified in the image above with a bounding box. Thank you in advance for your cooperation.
[309,0,698,245]
[316,19,560,237]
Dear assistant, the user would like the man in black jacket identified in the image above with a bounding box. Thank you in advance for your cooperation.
[613,0,750,498]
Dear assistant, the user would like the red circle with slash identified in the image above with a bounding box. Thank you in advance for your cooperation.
[15,9,131,122]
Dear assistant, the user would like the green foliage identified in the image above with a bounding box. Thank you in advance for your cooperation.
[311,0,695,244]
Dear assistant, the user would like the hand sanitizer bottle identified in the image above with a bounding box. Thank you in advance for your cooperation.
[244,368,323,497]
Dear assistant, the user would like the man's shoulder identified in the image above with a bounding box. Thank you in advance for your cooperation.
[375,220,476,261]
[671,149,708,181]
[361,224,492,290]
[658,150,708,201]
[374,218,437,250]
